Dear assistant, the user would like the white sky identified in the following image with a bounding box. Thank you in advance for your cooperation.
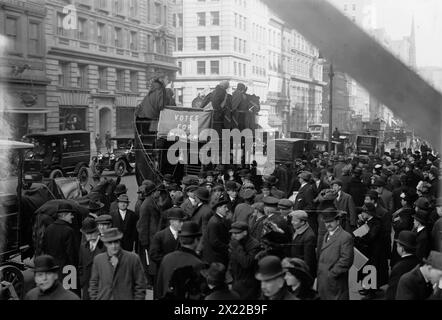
[374,0,442,67]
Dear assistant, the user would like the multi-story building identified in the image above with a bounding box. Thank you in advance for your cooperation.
[172,0,323,136]
[44,0,177,151]
[0,0,49,140]
[419,66,442,93]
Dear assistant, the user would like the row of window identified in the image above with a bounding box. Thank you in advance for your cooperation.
[233,37,246,54]
[3,14,43,56]
[233,61,247,77]
[58,63,139,92]
[197,12,220,26]
[234,13,247,31]
[197,36,220,50]
[251,22,266,42]
[251,53,266,77]
[234,0,247,8]
[172,13,183,27]
[197,60,220,75]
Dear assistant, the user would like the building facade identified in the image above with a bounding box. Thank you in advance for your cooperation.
[172,0,323,136]
[0,0,50,140]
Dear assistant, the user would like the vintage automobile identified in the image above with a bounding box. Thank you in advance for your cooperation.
[307,139,340,156]
[23,131,91,185]
[356,135,379,155]
[91,136,135,177]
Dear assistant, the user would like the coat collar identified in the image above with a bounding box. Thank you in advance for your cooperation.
[321,226,343,251]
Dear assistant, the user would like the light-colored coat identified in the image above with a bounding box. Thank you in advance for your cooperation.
[317,226,354,300]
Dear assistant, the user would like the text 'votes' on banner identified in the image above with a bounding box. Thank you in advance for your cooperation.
[157,107,213,140]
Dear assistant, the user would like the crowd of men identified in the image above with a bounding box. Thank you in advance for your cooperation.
[13,140,442,301]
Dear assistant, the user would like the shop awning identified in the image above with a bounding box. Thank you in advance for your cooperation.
[0,108,52,114]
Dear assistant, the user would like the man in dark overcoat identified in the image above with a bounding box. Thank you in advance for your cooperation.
[317,209,354,300]
[155,222,205,299]
[228,221,261,300]
[293,171,314,215]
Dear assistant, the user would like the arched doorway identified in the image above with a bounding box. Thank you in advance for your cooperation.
[99,107,111,152]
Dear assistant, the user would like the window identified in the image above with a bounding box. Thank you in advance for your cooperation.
[243,17,246,31]
[211,11,219,25]
[60,107,86,131]
[78,64,88,88]
[243,63,246,77]
[28,22,41,55]
[197,61,206,75]
[116,69,125,91]
[116,107,135,136]
[78,18,87,40]
[210,36,219,50]
[238,39,242,53]
[352,4,356,11]
[178,13,183,27]
[173,14,177,27]
[97,0,107,10]
[197,12,206,26]
[130,0,138,17]
[56,13,66,36]
[344,4,347,11]
[59,62,70,87]
[243,40,246,54]
[155,3,161,24]
[210,61,219,74]
[97,22,106,44]
[130,71,138,92]
[238,63,242,77]
[163,5,167,25]
[114,27,123,47]
[178,61,182,75]
[130,31,138,50]
[98,67,107,90]
[234,13,238,28]
[197,37,206,50]
[234,61,237,75]
[177,37,183,51]
[113,0,124,14]
[234,37,237,51]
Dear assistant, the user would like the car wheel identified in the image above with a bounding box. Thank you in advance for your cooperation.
[77,166,89,186]
[114,159,127,177]
[49,169,63,179]
[0,265,25,300]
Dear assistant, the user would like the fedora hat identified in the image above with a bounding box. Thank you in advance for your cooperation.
[117,194,130,203]
[278,199,293,210]
[212,198,230,211]
[413,210,429,225]
[114,184,127,195]
[201,262,233,284]
[101,228,123,242]
[95,214,112,225]
[330,179,343,187]
[194,187,210,202]
[225,181,240,191]
[166,208,186,221]
[33,255,60,273]
[423,251,442,270]
[394,230,417,251]
[182,175,199,186]
[57,201,74,214]
[298,171,312,181]
[322,208,341,223]
[414,197,430,211]
[88,200,104,212]
[185,184,199,193]
[255,255,284,281]
[80,217,98,234]
[179,221,202,238]
[143,180,157,196]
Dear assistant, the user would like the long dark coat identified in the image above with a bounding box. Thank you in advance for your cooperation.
[78,239,106,300]
[42,219,78,269]
[290,225,317,277]
[391,206,415,266]
[396,265,433,300]
[334,191,357,231]
[136,84,165,119]
[229,235,261,300]
[249,215,266,240]
[202,214,230,266]
[137,195,161,248]
[317,227,354,300]
[155,247,205,299]
[385,254,420,300]
[415,227,432,262]
[346,176,367,207]
[25,282,79,300]
[111,209,138,252]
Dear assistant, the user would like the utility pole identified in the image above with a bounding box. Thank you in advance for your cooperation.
[328,63,334,153]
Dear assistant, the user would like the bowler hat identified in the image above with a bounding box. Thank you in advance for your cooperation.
[394,230,417,251]
[423,251,442,270]
[330,179,343,187]
[255,255,285,281]
[166,208,186,221]
[194,187,210,202]
[167,183,180,192]
[263,175,278,185]
[413,210,429,225]
[117,194,130,203]
[33,255,59,273]
[414,197,430,211]
[401,190,418,204]
[179,221,202,237]
[101,228,123,242]
[80,217,98,233]
[163,174,174,183]
[201,262,233,284]
[114,184,127,195]
[225,181,240,191]
[278,199,293,210]
[322,208,341,223]
[229,221,249,233]
[366,190,379,200]
[95,214,112,225]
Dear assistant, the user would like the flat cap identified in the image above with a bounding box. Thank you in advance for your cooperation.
[262,196,279,207]
[278,199,293,210]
